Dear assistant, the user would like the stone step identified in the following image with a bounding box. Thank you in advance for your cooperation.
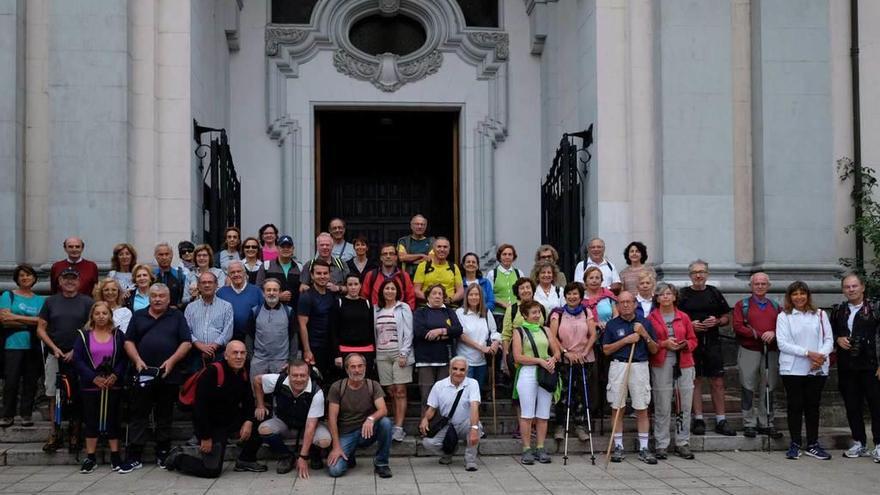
[0,427,856,466]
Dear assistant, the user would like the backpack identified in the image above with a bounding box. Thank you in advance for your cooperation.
[740,296,780,321]
[423,259,456,275]
[179,361,246,407]
[252,303,293,320]
[491,267,523,283]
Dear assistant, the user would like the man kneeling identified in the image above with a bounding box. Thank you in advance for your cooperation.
[327,353,393,478]
[164,341,266,477]
[254,359,331,478]
[419,356,482,471]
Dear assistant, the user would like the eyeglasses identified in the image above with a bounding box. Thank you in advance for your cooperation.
[244,245,259,250]
[689,270,708,275]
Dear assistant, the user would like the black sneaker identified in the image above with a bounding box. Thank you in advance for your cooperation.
[714,420,736,436]
[804,443,831,460]
[80,458,97,474]
[743,427,757,438]
[374,465,392,478]
[638,448,658,465]
[654,448,668,460]
[276,456,295,475]
[117,461,142,474]
[692,419,706,436]
[234,460,268,472]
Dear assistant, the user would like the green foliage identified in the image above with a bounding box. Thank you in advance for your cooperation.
[838,157,880,297]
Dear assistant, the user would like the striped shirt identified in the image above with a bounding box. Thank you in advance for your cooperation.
[375,307,399,353]
[184,296,234,345]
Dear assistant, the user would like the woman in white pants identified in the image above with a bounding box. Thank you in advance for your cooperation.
[512,301,561,465]
[647,283,698,460]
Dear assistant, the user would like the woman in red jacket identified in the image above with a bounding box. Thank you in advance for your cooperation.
[647,282,698,460]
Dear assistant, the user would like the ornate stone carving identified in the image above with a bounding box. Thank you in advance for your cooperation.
[377,0,400,15]
[265,26,308,56]
[333,49,442,92]
[467,32,509,60]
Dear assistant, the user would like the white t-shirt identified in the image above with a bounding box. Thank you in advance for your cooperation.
[573,258,620,288]
[455,308,500,366]
[426,376,481,425]
[261,375,325,419]
[534,284,564,314]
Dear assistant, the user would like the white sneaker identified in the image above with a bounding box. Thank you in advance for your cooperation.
[392,426,406,442]
[843,441,868,458]
[872,445,880,463]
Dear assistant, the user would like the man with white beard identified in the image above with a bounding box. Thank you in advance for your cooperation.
[247,278,299,376]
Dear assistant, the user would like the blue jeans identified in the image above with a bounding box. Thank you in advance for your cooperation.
[327,416,392,477]
[467,365,488,390]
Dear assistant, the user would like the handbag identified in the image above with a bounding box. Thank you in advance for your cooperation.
[519,327,559,393]
[426,388,465,438]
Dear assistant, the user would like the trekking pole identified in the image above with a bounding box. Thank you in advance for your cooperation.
[763,342,772,450]
[563,363,573,465]
[580,364,596,465]
[98,388,108,435]
[491,353,499,434]
[604,343,636,469]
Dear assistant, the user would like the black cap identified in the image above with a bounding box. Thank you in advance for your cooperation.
[60,267,80,278]
[278,235,294,246]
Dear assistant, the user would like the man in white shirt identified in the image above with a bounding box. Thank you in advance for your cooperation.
[419,356,483,471]
[573,238,621,292]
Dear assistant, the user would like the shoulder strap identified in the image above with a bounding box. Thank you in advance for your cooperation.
[272,373,287,396]
[741,297,750,321]
[424,259,434,274]
[213,362,225,387]
[444,388,466,419]
[492,267,499,282]
[520,326,541,358]
[511,303,518,320]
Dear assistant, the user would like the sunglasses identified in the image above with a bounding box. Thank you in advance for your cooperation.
[244,245,259,250]
[179,249,194,254]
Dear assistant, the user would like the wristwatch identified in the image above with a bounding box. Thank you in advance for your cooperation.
[298,453,309,460]
[366,416,375,422]
[470,425,479,430]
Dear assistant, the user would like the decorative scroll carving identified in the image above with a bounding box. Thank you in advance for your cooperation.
[333,49,442,92]
[467,32,509,60]
[265,26,308,56]
[377,0,400,15]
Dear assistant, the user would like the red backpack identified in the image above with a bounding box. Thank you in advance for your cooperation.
[179,362,244,407]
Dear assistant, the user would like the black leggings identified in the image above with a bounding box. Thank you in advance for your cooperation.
[2,347,41,418]
[81,389,122,438]
[781,375,827,445]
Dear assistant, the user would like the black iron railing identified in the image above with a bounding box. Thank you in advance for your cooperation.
[194,120,241,251]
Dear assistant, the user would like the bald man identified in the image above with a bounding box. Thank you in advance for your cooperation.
[50,236,99,295]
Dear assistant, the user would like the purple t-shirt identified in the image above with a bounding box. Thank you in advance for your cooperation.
[89,332,114,368]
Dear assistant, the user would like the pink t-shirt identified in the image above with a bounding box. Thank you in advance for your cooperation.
[261,246,279,262]
[89,332,114,368]
[552,310,595,362]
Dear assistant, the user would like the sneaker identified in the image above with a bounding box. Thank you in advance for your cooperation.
[804,443,831,460]
[162,447,183,472]
[521,449,535,465]
[785,442,801,460]
[743,427,757,438]
[714,419,736,436]
[871,445,880,463]
[79,458,97,474]
[465,461,478,472]
[439,454,452,465]
[610,445,625,463]
[392,426,406,442]
[117,461,142,474]
[843,442,867,458]
[20,416,33,427]
[276,456,295,475]
[234,460,268,472]
[553,425,564,441]
[638,448,658,465]
[575,425,589,442]
[535,448,551,464]
[757,426,784,439]
[675,445,695,460]
[374,465,392,478]
[692,419,706,436]
[0,417,13,428]
[654,448,668,460]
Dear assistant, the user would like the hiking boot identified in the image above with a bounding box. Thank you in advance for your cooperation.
[714,419,736,436]
[535,448,552,464]
[743,427,757,438]
[465,460,478,471]
[675,445,695,460]
[610,445,625,463]
[521,449,535,465]
[786,442,801,460]
[374,465,392,478]
[20,416,33,427]
[553,424,564,440]
[757,426,784,439]
[439,454,452,465]
[638,448,658,465]
[392,426,406,442]
[79,458,96,474]
[277,456,295,474]
[0,418,13,428]
[692,419,706,436]
[654,448,668,460]
[234,460,268,472]
[43,429,62,453]
[843,441,868,458]
[575,425,589,442]
[804,443,831,460]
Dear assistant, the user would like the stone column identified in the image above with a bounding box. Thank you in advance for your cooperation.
[0,0,26,264]
[24,0,49,263]
[732,0,754,267]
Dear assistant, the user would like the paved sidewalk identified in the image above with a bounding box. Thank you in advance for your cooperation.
[0,451,877,495]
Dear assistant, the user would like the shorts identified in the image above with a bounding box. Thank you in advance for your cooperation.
[44,354,59,397]
[606,361,651,410]
[694,333,725,378]
[258,417,332,445]
[250,358,288,377]
[376,352,413,386]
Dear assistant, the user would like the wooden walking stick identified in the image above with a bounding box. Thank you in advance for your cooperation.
[604,342,637,469]
[490,352,498,434]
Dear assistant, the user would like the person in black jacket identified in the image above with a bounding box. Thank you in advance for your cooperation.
[831,273,880,461]
[255,235,303,309]
[71,302,128,473]
[413,284,463,412]
[164,340,266,477]
[331,274,376,380]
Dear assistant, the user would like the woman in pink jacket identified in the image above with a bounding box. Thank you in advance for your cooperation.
[647,282,698,460]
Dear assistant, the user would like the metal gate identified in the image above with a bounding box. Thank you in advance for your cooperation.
[194,120,241,251]
[540,126,593,279]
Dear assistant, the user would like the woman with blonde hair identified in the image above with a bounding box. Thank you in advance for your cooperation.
[92,278,132,333]
[127,264,154,313]
[456,284,501,391]
[531,260,564,315]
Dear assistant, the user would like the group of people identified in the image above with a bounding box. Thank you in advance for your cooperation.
[0,215,878,478]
